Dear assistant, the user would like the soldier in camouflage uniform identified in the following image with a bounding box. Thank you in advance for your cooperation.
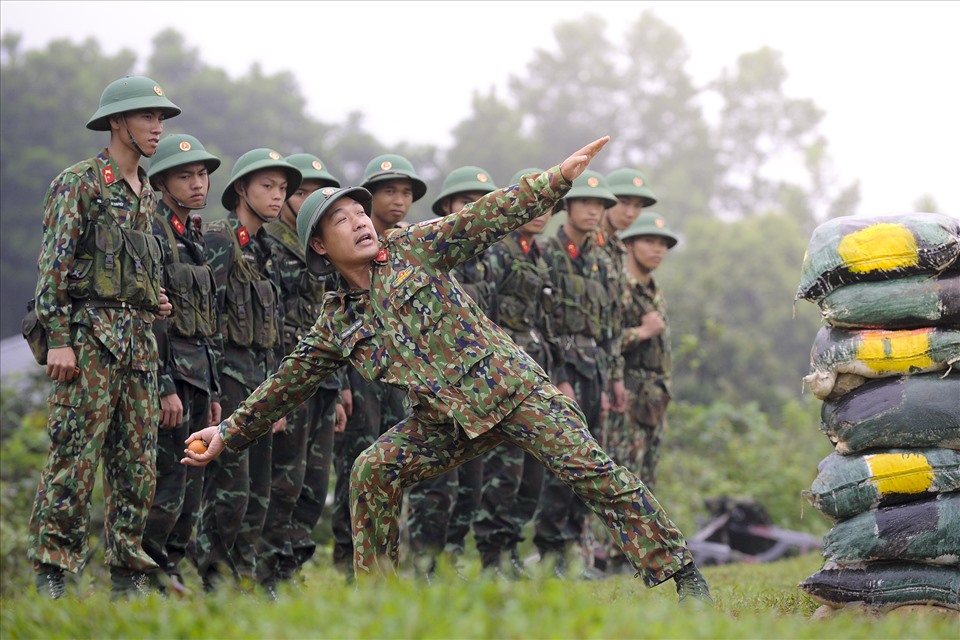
[257,153,347,595]
[617,211,678,490]
[535,169,625,577]
[329,154,425,575]
[184,137,714,606]
[594,168,658,572]
[194,149,301,591]
[472,167,559,577]
[142,134,223,593]
[28,76,180,599]
[406,166,498,576]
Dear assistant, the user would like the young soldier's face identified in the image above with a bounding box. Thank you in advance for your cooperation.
[520,211,552,236]
[159,161,209,209]
[443,191,488,215]
[113,108,166,157]
[238,168,288,221]
[370,178,414,230]
[312,196,379,267]
[607,195,645,231]
[628,235,670,272]
[565,198,606,234]
[284,179,326,226]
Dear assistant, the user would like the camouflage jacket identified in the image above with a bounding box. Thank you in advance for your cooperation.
[34,149,159,371]
[204,213,283,391]
[621,270,671,389]
[541,227,623,385]
[483,230,562,376]
[596,229,627,382]
[263,219,341,392]
[152,202,222,398]
[219,166,571,451]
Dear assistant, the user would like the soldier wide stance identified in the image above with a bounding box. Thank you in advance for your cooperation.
[183,137,713,605]
[29,76,179,599]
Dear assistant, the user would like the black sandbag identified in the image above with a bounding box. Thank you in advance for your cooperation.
[820,373,960,454]
[797,212,960,302]
[819,272,960,329]
[804,448,960,521]
[822,492,960,566]
[800,561,960,611]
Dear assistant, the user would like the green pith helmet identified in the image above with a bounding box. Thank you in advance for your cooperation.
[431,166,498,215]
[297,186,373,275]
[147,134,221,188]
[618,211,678,248]
[510,167,544,186]
[606,168,658,207]
[221,148,303,210]
[284,153,341,189]
[558,169,617,210]
[360,154,427,202]
[86,75,181,131]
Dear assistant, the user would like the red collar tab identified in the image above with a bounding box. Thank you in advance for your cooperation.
[565,240,579,260]
[519,236,531,255]
[170,214,186,235]
[596,229,606,247]
[374,247,389,264]
[101,164,116,185]
[237,226,250,247]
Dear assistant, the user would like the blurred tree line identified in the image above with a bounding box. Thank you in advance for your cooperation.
[1,11,861,411]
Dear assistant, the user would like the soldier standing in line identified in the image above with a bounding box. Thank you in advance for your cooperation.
[183,137,713,606]
[194,149,300,591]
[617,211,678,492]
[257,154,348,596]
[329,153,426,576]
[406,166,498,578]
[535,169,624,578]
[142,134,223,594]
[28,76,178,599]
[472,167,559,578]
[591,167,657,572]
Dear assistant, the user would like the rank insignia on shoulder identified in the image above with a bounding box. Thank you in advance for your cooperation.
[393,265,414,287]
[102,165,116,185]
[520,236,531,255]
[565,241,579,259]
[596,230,606,246]
[375,247,388,263]
[171,215,186,234]
[237,226,250,247]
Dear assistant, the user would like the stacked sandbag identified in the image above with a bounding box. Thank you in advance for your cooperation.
[796,213,960,613]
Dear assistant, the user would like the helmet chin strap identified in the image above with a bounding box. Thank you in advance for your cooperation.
[241,191,280,223]
[121,114,152,158]
[174,196,207,211]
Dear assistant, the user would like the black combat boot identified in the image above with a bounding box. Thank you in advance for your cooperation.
[110,568,157,600]
[673,562,714,607]
[35,564,67,600]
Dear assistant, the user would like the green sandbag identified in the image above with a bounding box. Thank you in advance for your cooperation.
[820,373,960,454]
[822,492,960,566]
[804,326,960,400]
[799,561,960,611]
[797,212,960,302]
[819,272,960,329]
[804,448,960,521]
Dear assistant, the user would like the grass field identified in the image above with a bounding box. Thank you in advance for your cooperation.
[2,551,957,639]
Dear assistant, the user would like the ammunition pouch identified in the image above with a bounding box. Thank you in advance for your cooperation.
[21,299,47,366]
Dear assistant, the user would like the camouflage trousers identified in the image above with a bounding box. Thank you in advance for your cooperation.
[350,384,691,587]
[142,380,210,577]
[256,387,338,584]
[195,375,268,586]
[29,326,159,575]
[617,376,670,491]
[472,442,545,562]
[533,366,601,554]
[406,455,482,565]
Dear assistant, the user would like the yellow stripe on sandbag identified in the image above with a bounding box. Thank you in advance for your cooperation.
[855,328,935,372]
[837,223,919,273]
[865,452,935,495]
